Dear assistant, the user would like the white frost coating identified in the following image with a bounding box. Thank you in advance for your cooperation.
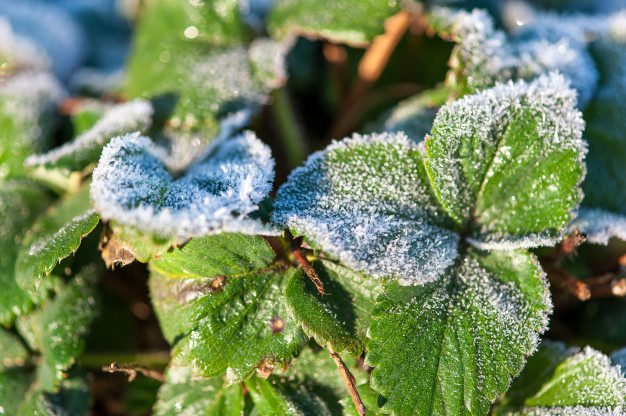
[431,7,598,105]
[569,208,626,245]
[504,407,625,416]
[91,131,276,239]
[272,131,459,285]
[611,347,626,376]
[0,17,49,72]
[27,209,96,257]
[428,73,586,248]
[25,99,153,169]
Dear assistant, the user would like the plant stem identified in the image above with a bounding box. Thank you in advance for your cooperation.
[328,346,366,416]
[79,351,170,369]
[292,247,326,295]
[327,9,415,139]
[272,87,307,168]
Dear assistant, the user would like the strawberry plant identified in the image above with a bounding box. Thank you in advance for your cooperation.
[2,0,626,415]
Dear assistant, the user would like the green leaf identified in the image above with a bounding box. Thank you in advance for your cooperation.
[15,185,100,296]
[268,0,399,47]
[16,264,100,391]
[272,131,459,286]
[424,73,585,248]
[149,233,277,342]
[149,233,306,381]
[155,376,244,416]
[366,249,551,415]
[0,368,34,415]
[245,376,332,416]
[0,328,29,369]
[495,342,626,415]
[0,181,51,325]
[284,260,381,355]
[126,0,288,129]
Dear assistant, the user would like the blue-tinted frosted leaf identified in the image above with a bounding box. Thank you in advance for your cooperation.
[239,0,275,32]
[426,73,586,249]
[25,100,153,172]
[92,131,276,239]
[430,7,598,105]
[0,1,85,80]
[272,132,459,286]
[0,17,49,72]
[569,208,626,245]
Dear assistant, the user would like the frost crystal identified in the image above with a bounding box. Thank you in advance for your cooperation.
[25,99,153,171]
[569,208,626,245]
[91,131,276,239]
[272,131,459,285]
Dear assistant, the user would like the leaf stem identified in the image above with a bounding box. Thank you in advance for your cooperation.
[327,9,415,139]
[102,362,165,382]
[272,87,307,168]
[292,246,326,295]
[327,346,366,416]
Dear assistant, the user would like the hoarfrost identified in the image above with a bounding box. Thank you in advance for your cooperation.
[0,17,49,72]
[25,99,153,171]
[91,131,277,239]
[272,131,460,285]
[426,73,585,246]
[569,208,626,245]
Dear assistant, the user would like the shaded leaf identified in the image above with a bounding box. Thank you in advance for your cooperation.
[0,328,29,369]
[155,376,243,416]
[245,376,332,416]
[0,181,51,325]
[284,260,381,355]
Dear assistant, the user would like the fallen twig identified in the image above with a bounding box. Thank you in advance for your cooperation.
[102,362,165,382]
[292,246,326,295]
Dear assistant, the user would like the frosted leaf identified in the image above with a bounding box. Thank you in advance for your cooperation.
[25,99,153,172]
[610,347,626,375]
[272,132,459,286]
[0,1,85,80]
[0,17,49,72]
[569,208,626,245]
[159,109,252,173]
[0,71,66,178]
[499,344,626,415]
[69,68,125,95]
[91,131,276,239]
[425,73,586,249]
[367,249,551,415]
[430,7,599,105]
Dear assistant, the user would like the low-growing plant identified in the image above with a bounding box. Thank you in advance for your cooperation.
[2,0,626,415]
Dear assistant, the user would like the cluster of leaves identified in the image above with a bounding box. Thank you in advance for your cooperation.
[2,0,626,415]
